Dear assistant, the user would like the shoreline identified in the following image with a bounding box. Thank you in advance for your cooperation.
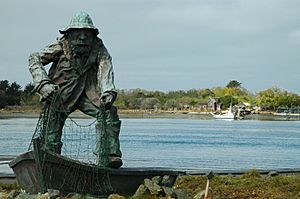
[1,109,300,121]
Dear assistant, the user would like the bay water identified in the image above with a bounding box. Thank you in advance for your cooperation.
[0,117,300,171]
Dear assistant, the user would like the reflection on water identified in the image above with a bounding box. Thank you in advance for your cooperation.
[0,116,300,170]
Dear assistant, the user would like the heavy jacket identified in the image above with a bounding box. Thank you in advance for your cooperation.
[29,37,116,111]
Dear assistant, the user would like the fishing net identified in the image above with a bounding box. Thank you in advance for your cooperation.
[28,95,100,163]
[28,93,113,196]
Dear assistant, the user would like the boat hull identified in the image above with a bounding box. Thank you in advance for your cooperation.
[210,112,235,119]
[9,151,181,196]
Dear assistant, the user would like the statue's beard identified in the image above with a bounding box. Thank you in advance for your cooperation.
[71,44,92,55]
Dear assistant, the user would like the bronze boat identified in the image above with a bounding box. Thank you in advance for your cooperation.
[9,150,182,196]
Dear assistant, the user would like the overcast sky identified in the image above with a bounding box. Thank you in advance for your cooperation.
[1,0,300,94]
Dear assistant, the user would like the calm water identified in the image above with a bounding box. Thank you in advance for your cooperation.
[0,117,300,171]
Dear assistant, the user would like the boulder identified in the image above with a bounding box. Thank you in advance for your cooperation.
[8,190,20,199]
[0,192,9,199]
[132,184,150,199]
[173,189,193,199]
[144,179,163,195]
[107,194,125,199]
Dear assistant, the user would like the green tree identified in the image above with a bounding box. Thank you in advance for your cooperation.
[256,87,300,110]
[0,80,9,91]
[6,82,22,105]
[164,99,180,110]
[141,98,161,110]
[21,83,40,106]
[219,96,238,109]
[199,88,215,98]
[226,80,242,88]
[0,80,9,108]
[0,80,22,106]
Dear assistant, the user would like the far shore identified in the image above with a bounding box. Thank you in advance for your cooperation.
[1,106,300,121]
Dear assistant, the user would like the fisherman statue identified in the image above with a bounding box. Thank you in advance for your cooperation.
[28,11,122,168]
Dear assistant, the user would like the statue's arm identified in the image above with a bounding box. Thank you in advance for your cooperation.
[97,48,117,104]
[28,42,62,91]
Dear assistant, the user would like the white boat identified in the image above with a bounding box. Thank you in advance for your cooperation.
[210,105,235,120]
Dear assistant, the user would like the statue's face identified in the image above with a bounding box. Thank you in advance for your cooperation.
[66,28,96,54]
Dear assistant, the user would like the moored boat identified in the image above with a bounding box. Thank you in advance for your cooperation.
[210,111,235,120]
[210,104,235,120]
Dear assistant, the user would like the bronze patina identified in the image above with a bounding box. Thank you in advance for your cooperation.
[28,11,122,168]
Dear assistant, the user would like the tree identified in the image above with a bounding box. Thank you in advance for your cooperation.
[226,80,242,88]
[0,93,8,108]
[0,80,22,106]
[6,82,22,105]
[0,80,9,108]
[256,87,300,111]
[21,83,40,106]
[164,99,180,110]
[0,80,9,91]
[141,98,161,110]
[199,88,215,98]
[219,96,238,109]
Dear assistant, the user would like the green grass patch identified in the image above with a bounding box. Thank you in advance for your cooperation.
[173,170,300,199]
[0,183,19,191]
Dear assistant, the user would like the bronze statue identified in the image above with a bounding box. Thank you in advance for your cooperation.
[29,11,122,168]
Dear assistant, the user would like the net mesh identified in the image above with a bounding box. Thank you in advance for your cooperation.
[28,94,113,196]
[28,94,99,164]
[61,118,97,164]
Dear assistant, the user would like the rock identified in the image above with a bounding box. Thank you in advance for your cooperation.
[173,189,193,199]
[162,186,176,198]
[132,184,150,198]
[107,194,125,199]
[0,192,9,199]
[161,175,177,187]
[68,193,83,199]
[47,189,59,198]
[15,192,37,199]
[66,193,99,199]
[36,193,50,199]
[84,195,99,199]
[8,190,20,199]
[151,176,162,185]
[144,179,162,195]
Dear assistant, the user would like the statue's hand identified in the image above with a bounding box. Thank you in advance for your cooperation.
[100,92,114,110]
[39,83,59,102]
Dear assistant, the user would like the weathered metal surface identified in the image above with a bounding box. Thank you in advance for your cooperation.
[28,12,122,165]
[9,151,182,196]
[59,11,99,34]
[96,105,109,167]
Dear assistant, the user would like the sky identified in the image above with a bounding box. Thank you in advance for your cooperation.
[0,0,300,94]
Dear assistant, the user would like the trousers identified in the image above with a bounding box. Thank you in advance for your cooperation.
[43,93,122,158]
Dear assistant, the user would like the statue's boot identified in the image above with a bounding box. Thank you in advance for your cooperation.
[43,109,68,154]
[106,119,122,168]
[96,106,122,168]
[108,156,122,168]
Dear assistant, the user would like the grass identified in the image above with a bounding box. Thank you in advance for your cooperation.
[0,183,19,192]
[174,170,300,199]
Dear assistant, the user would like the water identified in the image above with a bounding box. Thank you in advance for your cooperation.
[0,117,300,171]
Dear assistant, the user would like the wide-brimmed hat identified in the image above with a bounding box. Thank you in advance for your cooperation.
[59,11,99,35]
